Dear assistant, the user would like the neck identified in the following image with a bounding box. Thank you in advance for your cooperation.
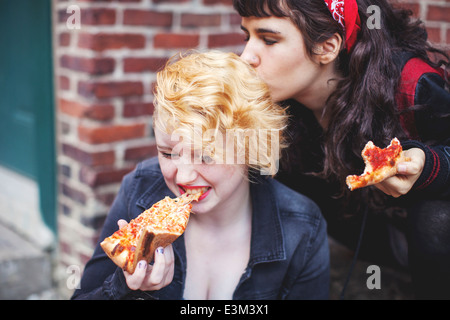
[294,64,340,129]
[191,182,252,231]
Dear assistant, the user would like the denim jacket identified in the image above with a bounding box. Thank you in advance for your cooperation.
[72,157,329,300]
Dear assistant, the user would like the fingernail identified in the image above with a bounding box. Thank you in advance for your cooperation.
[156,247,164,255]
[398,164,407,173]
[138,260,147,269]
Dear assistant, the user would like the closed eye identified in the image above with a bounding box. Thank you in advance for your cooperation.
[240,25,280,46]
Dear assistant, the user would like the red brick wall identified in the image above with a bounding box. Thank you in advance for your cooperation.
[53,0,448,296]
[393,0,450,54]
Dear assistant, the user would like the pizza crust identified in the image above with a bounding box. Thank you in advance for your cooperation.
[100,237,130,271]
[132,228,181,272]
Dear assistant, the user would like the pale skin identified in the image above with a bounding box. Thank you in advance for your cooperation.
[120,128,252,298]
[239,16,425,198]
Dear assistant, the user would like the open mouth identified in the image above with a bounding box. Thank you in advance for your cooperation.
[178,185,211,200]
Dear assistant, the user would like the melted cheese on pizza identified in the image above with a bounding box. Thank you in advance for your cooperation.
[107,193,200,265]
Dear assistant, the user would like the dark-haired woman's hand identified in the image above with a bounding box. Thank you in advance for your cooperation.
[375,148,425,198]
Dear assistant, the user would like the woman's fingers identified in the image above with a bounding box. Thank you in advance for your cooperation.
[124,260,148,290]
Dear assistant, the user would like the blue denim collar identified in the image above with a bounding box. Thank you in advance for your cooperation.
[248,178,286,264]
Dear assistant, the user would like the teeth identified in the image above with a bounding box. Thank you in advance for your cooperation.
[184,187,208,195]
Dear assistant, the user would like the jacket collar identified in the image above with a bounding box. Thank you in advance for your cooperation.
[135,168,286,266]
[248,178,286,264]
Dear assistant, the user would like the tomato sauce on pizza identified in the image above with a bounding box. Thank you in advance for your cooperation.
[346,138,407,191]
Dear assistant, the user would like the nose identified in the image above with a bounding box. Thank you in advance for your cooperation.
[175,162,198,185]
[241,45,260,68]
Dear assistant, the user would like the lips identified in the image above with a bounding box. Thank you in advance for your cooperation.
[178,185,211,201]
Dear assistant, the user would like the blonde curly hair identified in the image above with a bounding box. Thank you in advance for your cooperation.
[153,50,288,176]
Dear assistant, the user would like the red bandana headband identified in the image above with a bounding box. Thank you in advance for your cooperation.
[323,0,361,53]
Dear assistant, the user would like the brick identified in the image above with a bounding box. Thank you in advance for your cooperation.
[78,33,146,52]
[60,55,115,75]
[59,7,116,25]
[203,0,233,5]
[78,123,147,144]
[125,144,158,161]
[59,164,71,178]
[58,239,72,257]
[426,5,450,22]
[95,192,117,207]
[124,10,173,26]
[123,57,168,73]
[58,98,115,120]
[81,215,107,230]
[84,104,115,121]
[59,76,70,90]
[76,0,114,2]
[61,182,87,205]
[154,33,200,49]
[59,32,71,46]
[62,143,115,166]
[59,98,89,118]
[394,3,420,17]
[208,32,245,48]
[81,8,116,25]
[229,13,242,26]
[60,121,71,136]
[123,102,154,117]
[60,203,71,217]
[153,0,188,3]
[78,80,144,98]
[426,27,442,44]
[79,166,135,187]
[181,13,221,28]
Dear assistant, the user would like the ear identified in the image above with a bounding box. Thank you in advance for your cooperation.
[313,33,343,65]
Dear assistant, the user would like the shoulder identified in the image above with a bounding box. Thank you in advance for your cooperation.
[133,156,161,175]
[119,157,172,214]
[121,157,162,187]
[397,55,446,99]
[268,178,324,229]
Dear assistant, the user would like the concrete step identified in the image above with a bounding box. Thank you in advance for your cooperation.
[0,223,52,299]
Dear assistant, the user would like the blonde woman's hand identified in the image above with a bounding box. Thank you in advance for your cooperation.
[116,219,175,291]
[375,148,426,197]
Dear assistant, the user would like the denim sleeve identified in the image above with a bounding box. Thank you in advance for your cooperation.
[71,174,134,300]
[286,215,330,300]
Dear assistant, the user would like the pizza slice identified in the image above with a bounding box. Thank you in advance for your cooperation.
[101,192,201,274]
[346,137,409,191]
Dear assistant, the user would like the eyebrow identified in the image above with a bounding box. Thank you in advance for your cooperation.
[240,25,281,35]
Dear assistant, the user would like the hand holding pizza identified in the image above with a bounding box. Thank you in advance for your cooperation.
[117,219,175,291]
[374,147,425,198]
[346,138,426,198]
[101,193,200,291]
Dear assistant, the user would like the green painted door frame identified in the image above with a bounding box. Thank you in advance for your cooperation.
[0,0,56,232]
